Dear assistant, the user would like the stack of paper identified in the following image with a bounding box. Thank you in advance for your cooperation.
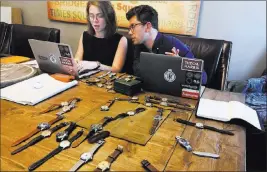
[0,73,78,105]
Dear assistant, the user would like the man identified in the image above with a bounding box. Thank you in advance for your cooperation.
[126,5,207,85]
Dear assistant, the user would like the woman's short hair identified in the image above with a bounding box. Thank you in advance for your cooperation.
[86,1,117,38]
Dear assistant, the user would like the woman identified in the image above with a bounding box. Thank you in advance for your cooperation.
[75,1,128,73]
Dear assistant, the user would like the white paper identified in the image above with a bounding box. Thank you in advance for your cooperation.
[197,98,230,122]
[0,73,78,105]
[230,101,262,130]
[1,7,12,24]
[197,98,262,131]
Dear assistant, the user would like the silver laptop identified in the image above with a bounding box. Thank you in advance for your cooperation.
[28,39,79,78]
[140,52,204,99]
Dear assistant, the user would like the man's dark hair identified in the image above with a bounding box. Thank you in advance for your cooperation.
[86,1,117,38]
[126,5,158,30]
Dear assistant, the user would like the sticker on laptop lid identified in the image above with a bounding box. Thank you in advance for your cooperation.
[49,54,57,63]
[181,58,203,72]
[164,69,176,82]
[60,57,73,66]
[181,84,199,90]
[181,88,200,100]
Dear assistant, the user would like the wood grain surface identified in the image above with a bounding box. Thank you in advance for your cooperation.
[0,78,246,171]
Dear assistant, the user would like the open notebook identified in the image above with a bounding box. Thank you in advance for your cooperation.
[0,73,78,105]
[197,98,263,131]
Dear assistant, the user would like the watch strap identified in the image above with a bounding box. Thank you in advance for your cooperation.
[141,160,159,172]
[69,130,84,144]
[28,146,63,171]
[11,128,40,147]
[50,122,68,133]
[88,131,110,144]
[72,129,95,148]
[149,120,160,135]
[175,118,234,135]
[11,135,44,155]
[69,159,86,172]
[39,104,61,114]
[106,145,123,163]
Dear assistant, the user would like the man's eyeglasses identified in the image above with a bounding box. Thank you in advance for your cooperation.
[128,23,145,32]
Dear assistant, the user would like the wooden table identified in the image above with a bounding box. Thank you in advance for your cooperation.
[0,81,246,171]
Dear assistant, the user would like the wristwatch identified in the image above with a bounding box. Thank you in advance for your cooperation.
[149,108,164,135]
[69,140,105,172]
[56,122,77,142]
[175,136,192,152]
[174,118,234,135]
[71,117,110,148]
[28,129,84,171]
[100,99,115,111]
[56,98,81,116]
[141,159,159,172]
[126,107,146,116]
[115,96,139,102]
[11,122,68,155]
[94,145,123,172]
[11,115,64,147]
[39,97,81,114]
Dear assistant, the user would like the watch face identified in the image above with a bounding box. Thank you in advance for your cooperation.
[186,72,194,78]
[161,98,168,102]
[101,105,109,111]
[160,102,168,106]
[97,83,103,87]
[61,101,69,106]
[97,161,110,171]
[106,85,113,89]
[145,103,152,107]
[127,111,135,116]
[37,122,51,130]
[59,140,71,148]
[195,123,204,128]
[56,131,67,141]
[62,105,71,112]
[154,115,163,121]
[131,96,139,100]
[41,130,52,137]
[80,152,93,161]
[91,124,102,132]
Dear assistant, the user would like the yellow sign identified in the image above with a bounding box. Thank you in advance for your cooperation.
[47,1,201,36]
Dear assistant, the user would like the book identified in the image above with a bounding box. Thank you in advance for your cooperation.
[0,73,78,105]
[196,98,263,131]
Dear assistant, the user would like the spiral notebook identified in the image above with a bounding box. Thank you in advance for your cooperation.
[0,73,78,105]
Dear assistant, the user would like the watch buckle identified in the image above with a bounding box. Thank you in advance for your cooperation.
[195,123,204,129]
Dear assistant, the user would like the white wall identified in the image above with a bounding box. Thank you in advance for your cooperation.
[198,1,266,80]
[1,1,266,81]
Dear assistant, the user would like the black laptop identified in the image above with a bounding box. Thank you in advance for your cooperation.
[140,52,204,99]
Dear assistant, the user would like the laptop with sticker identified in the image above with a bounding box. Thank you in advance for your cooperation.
[139,52,204,99]
[28,39,79,78]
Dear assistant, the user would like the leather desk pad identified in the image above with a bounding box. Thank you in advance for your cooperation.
[76,97,171,145]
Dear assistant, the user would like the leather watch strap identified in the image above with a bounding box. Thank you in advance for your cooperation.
[29,146,63,171]
[141,160,159,172]
[106,145,123,163]
[175,118,234,135]
[11,116,63,147]
[88,131,110,144]
[50,122,68,133]
[69,130,84,144]
[11,135,44,155]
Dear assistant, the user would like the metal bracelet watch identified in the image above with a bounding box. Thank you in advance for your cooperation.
[69,140,105,172]
[94,145,123,172]
[28,129,84,171]
[56,98,81,116]
[175,136,192,152]
[11,115,64,147]
[11,122,68,155]
[149,108,164,135]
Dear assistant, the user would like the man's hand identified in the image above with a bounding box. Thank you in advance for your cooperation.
[165,47,180,57]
